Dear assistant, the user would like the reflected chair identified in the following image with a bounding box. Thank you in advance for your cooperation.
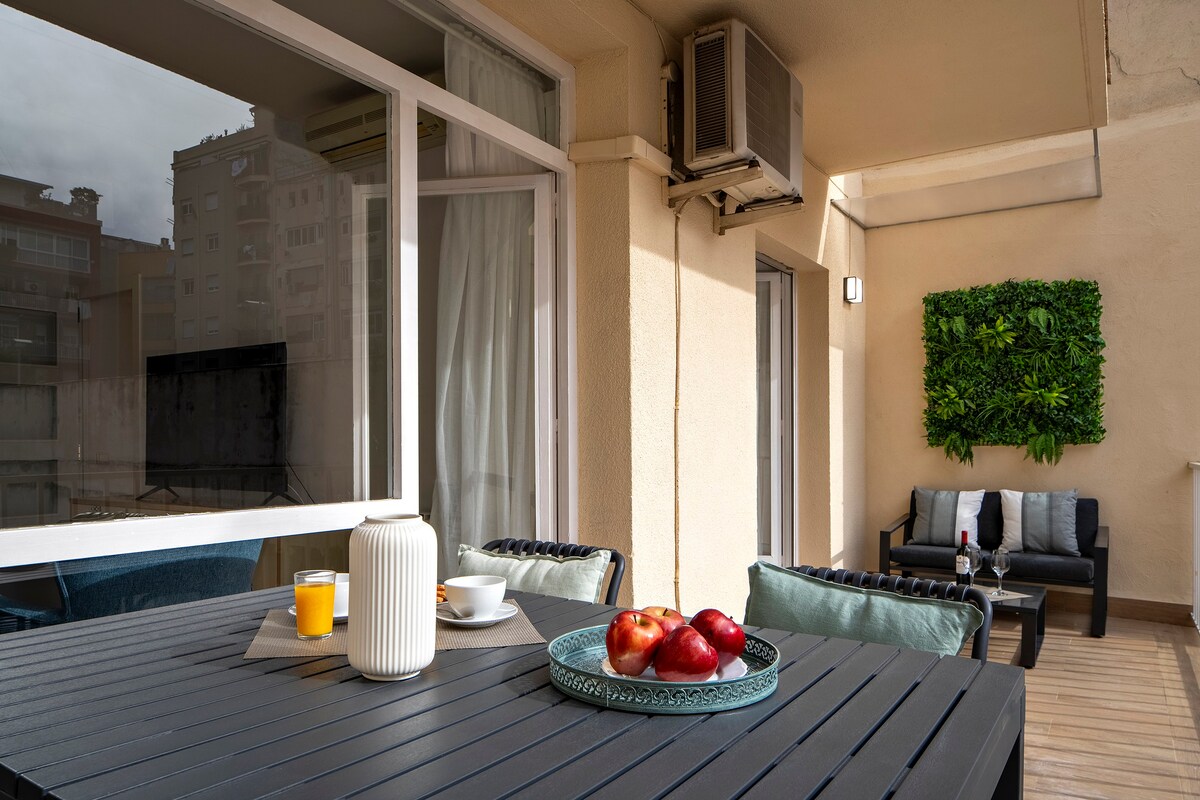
[481,538,626,605]
[0,539,263,630]
[782,565,993,661]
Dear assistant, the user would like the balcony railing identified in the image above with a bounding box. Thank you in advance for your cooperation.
[237,243,272,264]
[236,203,270,223]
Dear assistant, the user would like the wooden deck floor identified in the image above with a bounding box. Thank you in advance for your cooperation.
[982,611,1200,799]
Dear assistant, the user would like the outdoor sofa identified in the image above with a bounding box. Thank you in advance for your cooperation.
[880,489,1108,636]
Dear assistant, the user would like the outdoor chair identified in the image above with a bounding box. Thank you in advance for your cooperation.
[784,565,993,661]
[0,539,263,630]
[744,562,991,661]
[481,538,626,605]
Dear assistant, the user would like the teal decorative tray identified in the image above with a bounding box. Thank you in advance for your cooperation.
[547,625,779,714]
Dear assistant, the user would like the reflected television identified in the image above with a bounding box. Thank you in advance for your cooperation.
[144,342,288,500]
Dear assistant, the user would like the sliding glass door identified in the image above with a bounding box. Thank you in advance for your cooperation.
[418,174,555,576]
[755,262,795,565]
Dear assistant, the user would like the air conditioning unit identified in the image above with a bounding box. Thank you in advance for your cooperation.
[684,19,803,206]
[304,94,446,160]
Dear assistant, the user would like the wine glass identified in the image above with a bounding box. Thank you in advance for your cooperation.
[967,545,982,586]
[991,547,1010,597]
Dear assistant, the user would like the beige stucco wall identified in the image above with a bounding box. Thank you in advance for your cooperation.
[487,0,868,613]
[864,102,1200,606]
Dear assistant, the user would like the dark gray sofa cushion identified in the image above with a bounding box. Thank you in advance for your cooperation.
[976,492,1003,551]
[893,545,1095,583]
[1003,551,1094,582]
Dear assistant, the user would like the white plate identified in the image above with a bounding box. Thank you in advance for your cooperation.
[436,601,518,628]
[600,655,748,682]
[288,605,348,623]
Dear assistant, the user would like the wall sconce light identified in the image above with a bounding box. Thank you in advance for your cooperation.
[844,276,863,304]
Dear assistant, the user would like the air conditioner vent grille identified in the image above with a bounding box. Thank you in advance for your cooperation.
[692,34,729,155]
[305,115,364,143]
[363,107,387,124]
[744,29,791,176]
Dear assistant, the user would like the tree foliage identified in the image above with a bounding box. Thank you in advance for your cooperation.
[922,279,1105,465]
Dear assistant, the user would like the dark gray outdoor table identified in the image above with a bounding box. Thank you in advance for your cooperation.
[0,586,1024,799]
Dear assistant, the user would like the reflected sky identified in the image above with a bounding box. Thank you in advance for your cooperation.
[0,5,251,243]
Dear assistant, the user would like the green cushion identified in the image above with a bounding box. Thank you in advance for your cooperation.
[743,562,983,658]
[457,544,611,603]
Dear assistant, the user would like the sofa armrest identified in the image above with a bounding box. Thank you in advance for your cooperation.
[1091,525,1109,637]
[879,513,910,575]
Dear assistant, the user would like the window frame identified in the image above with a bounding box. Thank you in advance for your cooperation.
[0,0,577,567]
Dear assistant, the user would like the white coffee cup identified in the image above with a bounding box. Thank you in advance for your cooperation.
[334,573,350,618]
[444,575,506,619]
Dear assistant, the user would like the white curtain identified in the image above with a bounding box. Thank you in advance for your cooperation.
[431,30,545,575]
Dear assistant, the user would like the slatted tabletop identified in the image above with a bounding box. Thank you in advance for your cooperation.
[0,587,1024,799]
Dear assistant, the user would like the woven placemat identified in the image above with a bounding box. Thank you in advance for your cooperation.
[244,602,545,659]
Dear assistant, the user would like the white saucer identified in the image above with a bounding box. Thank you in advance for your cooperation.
[288,605,348,624]
[436,601,518,628]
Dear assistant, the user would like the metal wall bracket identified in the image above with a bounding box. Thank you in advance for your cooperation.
[715,197,805,234]
[665,165,764,208]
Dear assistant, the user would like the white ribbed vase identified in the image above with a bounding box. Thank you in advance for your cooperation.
[348,514,437,681]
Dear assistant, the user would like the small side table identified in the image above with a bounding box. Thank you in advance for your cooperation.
[978,582,1047,668]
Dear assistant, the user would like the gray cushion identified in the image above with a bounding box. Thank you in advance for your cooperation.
[744,562,983,658]
[911,488,985,547]
[999,490,1080,556]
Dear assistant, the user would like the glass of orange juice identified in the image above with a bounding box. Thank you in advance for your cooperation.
[294,570,336,640]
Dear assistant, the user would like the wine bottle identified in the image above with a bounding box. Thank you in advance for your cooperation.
[955,530,971,586]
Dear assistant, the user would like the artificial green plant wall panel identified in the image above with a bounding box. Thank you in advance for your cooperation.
[922,279,1105,465]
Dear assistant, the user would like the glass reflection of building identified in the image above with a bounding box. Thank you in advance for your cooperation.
[0,89,395,532]
[0,174,174,527]
[170,105,388,366]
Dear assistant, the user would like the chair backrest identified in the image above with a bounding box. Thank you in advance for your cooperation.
[787,565,992,661]
[481,539,626,605]
[55,540,263,622]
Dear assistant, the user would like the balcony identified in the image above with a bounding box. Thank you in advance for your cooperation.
[232,157,270,186]
[236,242,272,265]
[235,202,270,225]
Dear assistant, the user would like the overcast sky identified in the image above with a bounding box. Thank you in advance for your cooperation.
[0,5,252,243]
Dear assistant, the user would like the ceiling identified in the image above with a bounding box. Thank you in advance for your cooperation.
[11,0,1110,176]
[488,0,1110,175]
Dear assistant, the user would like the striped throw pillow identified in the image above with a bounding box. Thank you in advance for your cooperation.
[999,489,1080,555]
[911,488,986,547]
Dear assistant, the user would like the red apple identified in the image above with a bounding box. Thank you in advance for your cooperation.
[689,608,747,669]
[640,606,687,637]
[605,610,665,676]
[654,624,719,682]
